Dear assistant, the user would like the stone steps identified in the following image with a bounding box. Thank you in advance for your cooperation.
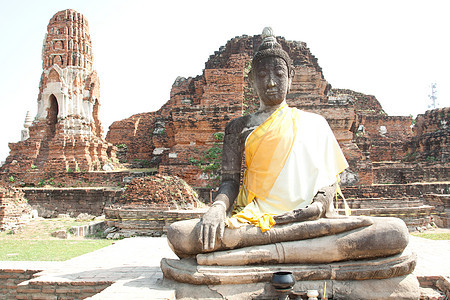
[34,138,50,170]
[341,183,450,199]
[345,197,423,209]
[340,183,449,230]
[342,205,435,230]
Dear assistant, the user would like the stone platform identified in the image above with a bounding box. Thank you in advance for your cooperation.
[161,251,419,299]
[0,235,448,299]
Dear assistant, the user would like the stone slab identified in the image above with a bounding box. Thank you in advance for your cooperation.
[162,273,420,300]
[161,250,416,285]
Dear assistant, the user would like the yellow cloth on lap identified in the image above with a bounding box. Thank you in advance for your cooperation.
[226,105,348,231]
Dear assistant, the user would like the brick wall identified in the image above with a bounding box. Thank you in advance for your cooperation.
[372,162,449,184]
[342,183,449,199]
[1,170,131,188]
[407,107,449,163]
[355,115,414,162]
[359,115,413,140]
[348,206,434,230]
[0,269,40,299]
[105,112,160,162]
[16,279,111,299]
[105,207,206,235]
[23,188,122,218]
[0,186,32,231]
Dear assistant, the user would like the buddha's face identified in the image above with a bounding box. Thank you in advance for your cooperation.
[253,56,291,107]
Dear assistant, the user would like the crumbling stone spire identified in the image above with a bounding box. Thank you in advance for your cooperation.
[2,9,116,175]
[36,9,101,137]
[42,9,93,70]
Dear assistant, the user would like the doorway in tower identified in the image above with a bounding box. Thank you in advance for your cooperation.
[47,94,59,138]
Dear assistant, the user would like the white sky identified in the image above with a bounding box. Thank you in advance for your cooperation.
[0,0,449,163]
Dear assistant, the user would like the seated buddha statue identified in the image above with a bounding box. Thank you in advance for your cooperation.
[167,28,408,266]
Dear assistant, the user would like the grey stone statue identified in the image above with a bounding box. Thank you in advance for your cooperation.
[167,28,409,266]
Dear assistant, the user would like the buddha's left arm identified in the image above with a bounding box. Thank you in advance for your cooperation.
[273,182,337,225]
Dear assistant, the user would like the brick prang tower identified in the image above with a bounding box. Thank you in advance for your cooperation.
[3,9,116,174]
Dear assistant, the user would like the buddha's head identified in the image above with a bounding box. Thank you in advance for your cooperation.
[250,27,294,108]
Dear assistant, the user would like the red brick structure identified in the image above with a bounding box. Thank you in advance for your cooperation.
[1,9,116,176]
[107,34,373,187]
[105,174,205,235]
[407,107,449,163]
[22,187,122,218]
[105,33,448,235]
[0,185,33,231]
[106,33,450,189]
[118,175,202,208]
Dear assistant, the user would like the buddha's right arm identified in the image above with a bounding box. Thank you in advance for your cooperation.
[213,173,240,211]
[200,117,245,250]
[211,117,246,211]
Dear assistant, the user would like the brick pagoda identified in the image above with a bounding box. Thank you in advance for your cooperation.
[2,9,116,174]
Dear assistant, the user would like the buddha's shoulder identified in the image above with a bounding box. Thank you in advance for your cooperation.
[225,115,254,134]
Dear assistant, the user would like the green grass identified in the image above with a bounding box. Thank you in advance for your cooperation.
[411,232,450,240]
[0,217,114,261]
[0,239,114,261]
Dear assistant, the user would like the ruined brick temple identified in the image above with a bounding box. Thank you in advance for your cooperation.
[106,34,449,188]
[1,9,116,174]
[0,15,447,229]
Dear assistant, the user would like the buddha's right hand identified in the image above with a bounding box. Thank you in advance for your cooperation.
[199,204,226,251]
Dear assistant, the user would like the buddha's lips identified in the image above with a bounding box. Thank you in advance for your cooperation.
[265,90,279,95]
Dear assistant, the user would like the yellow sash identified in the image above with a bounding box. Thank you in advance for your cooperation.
[227,106,349,232]
[231,105,299,231]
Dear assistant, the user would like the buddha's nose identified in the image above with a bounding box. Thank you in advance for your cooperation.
[268,78,276,88]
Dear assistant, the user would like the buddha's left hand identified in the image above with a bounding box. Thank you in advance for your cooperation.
[273,203,323,225]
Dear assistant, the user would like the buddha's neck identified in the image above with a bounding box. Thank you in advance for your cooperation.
[259,100,287,115]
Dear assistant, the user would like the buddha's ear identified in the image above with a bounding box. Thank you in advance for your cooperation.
[287,68,294,93]
[289,68,295,79]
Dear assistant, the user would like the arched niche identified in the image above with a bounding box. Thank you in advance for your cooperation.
[48,69,61,82]
[47,94,59,137]
[53,55,63,66]
[54,40,63,50]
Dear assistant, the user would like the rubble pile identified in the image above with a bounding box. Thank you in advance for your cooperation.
[119,174,202,209]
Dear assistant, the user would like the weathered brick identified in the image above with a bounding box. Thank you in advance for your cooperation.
[41,288,56,294]
[31,294,58,300]
[55,287,81,294]
[18,288,42,293]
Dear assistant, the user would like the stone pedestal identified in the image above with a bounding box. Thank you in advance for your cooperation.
[161,250,420,299]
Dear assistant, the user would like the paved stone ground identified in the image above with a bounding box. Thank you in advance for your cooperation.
[406,235,450,276]
[0,235,448,299]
